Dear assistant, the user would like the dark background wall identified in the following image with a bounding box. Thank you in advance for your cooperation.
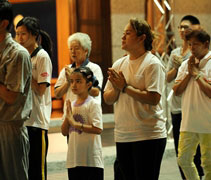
[11,0,58,77]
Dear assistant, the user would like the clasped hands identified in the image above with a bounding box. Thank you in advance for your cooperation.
[65,66,75,83]
[65,99,77,127]
[172,55,183,69]
[107,68,127,91]
[188,55,200,78]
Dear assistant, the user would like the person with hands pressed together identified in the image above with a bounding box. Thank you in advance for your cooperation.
[54,32,103,112]
[104,18,166,180]
[173,29,211,180]
[61,67,104,180]
[166,15,204,180]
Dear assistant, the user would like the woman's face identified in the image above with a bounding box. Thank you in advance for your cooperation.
[69,40,88,66]
[16,25,36,49]
[121,23,141,52]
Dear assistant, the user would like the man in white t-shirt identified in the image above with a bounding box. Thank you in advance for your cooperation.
[166,15,204,179]
[173,29,211,180]
[104,18,167,180]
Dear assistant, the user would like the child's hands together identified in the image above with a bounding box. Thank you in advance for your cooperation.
[65,100,77,127]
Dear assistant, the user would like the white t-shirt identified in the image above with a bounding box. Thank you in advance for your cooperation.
[104,52,167,142]
[175,51,211,133]
[55,61,103,119]
[167,47,191,114]
[24,49,52,130]
[66,96,104,169]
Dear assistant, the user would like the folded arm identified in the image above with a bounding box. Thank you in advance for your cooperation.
[0,83,19,104]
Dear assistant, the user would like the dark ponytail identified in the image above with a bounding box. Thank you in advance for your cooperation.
[39,30,53,58]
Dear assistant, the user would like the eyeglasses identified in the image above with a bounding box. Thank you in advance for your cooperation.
[178,25,190,30]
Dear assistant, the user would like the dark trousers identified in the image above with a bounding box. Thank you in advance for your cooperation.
[27,126,48,180]
[115,138,166,180]
[171,113,204,179]
[68,166,104,180]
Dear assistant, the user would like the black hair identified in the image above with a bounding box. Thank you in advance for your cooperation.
[73,67,99,90]
[39,30,53,58]
[0,0,13,31]
[181,15,200,25]
[186,29,210,46]
[130,18,154,51]
[16,16,53,58]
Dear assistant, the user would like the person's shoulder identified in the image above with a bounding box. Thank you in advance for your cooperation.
[87,96,101,106]
[147,52,161,63]
[180,58,189,67]
[37,48,50,59]
[112,55,129,66]
[171,47,181,55]
[87,61,101,68]
[10,40,30,57]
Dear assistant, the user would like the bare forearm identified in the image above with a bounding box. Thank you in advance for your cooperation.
[124,85,161,105]
[173,74,191,96]
[54,81,70,99]
[167,68,178,83]
[0,84,18,104]
[61,118,70,136]
[103,88,120,105]
[31,79,47,96]
[77,123,102,134]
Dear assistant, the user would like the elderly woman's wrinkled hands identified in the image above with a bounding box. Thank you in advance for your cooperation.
[65,66,74,83]
[107,68,127,91]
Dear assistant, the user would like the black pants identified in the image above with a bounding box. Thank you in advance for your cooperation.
[115,138,166,180]
[27,127,48,180]
[68,166,104,180]
[171,113,204,179]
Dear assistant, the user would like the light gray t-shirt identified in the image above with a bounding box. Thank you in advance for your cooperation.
[167,47,191,114]
[0,33,32,122]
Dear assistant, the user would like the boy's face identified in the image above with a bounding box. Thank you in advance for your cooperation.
[178,20,192,40]
[178,20,200,40]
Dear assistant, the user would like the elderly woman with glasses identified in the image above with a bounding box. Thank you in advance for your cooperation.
[104,18,167,180]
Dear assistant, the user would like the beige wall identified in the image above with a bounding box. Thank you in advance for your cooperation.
[110,0,145,62]
[172,0,211,46]
[110,0,211,63]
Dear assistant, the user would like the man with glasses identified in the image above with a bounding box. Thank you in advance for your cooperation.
[166,15,204,179]
[0,1,32,179]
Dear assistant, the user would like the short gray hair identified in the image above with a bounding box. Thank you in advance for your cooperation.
[67,32,92,57]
